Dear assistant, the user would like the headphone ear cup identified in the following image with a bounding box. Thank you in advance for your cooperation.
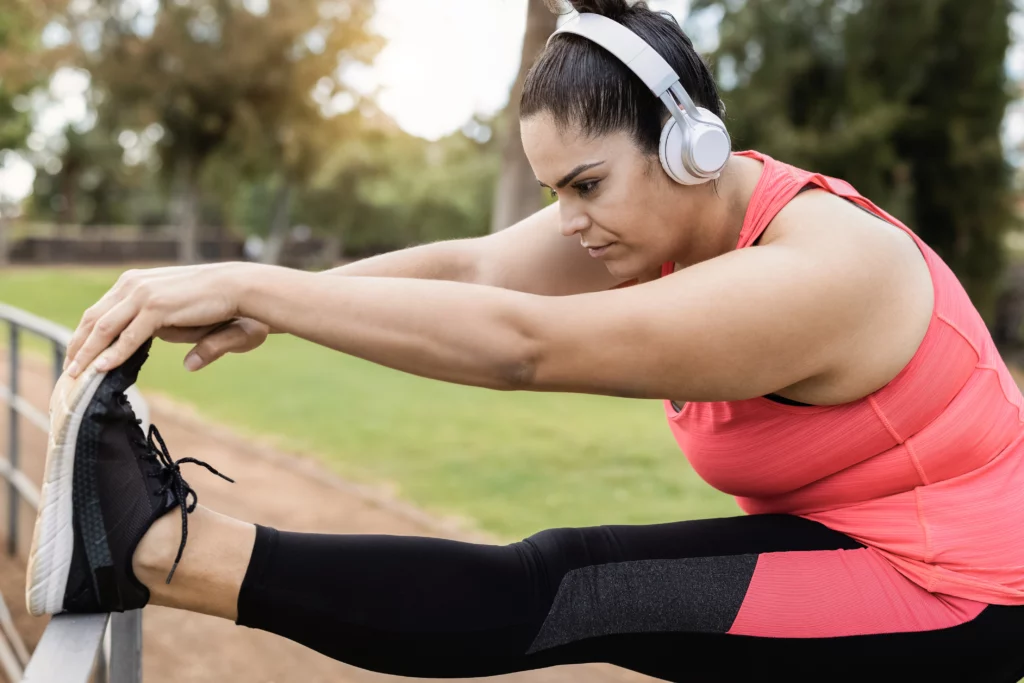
[659,109,731,185]
[691,107,731,175]
[659,116,703,185]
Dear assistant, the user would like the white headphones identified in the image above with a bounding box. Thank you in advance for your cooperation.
[547,12,731,185]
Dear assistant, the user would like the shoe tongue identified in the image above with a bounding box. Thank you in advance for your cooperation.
[104,338,153,395]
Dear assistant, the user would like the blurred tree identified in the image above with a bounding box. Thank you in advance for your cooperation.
[692,0,1015,322]
[28,119,167,225]
[76,0,381,263]
[490,0,557,233]
[0,0,70,262]
[302,109,500,259]
[0,0,61,151]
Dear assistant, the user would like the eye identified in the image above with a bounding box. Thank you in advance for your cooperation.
[575,180,599,197]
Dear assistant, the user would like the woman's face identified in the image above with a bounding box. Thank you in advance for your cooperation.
[520,112,698,280]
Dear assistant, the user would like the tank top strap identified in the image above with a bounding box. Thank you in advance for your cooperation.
[659,151,913,277]
[734,151,810,248]
[797,171,909,231]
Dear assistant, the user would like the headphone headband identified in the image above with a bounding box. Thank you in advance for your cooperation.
[548,13,700,119]
[546,12,731,184]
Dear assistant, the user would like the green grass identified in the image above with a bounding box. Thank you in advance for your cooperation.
[0,266,738,539]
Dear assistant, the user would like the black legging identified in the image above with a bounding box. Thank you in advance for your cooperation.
[235,514,1024,682]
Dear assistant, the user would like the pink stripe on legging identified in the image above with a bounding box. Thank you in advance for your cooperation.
[727,548,987,638]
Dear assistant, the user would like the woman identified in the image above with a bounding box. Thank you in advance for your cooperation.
[26,1,1024,680]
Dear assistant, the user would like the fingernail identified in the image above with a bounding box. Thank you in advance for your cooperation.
[184,353,202,372]
[94,357,108,371]
[67,361,79,377]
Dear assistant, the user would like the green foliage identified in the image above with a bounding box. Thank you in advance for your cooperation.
[28,121,155,224]
[21,0,499,255]
[692,0,1017,321]
[301,117,500,254]
[225,111,501,256]
[0,90,31,153]
[0,0,61,152]
[61,0,381,254]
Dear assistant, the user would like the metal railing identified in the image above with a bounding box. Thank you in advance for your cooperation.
[1,302,143,683]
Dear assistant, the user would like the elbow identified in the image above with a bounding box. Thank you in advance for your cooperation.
[494,357,538,391]
[492,345,541,391]
[484,292,554,391]
[491,326,544,391]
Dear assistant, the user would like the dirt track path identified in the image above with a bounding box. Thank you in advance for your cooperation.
[0,355,657,683]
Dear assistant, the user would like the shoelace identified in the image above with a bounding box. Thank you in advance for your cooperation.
[121,396,235,583]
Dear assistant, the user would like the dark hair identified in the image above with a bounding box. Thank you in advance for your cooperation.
[521,0,723,158]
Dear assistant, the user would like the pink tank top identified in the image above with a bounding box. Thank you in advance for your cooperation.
[663,150,1024,605]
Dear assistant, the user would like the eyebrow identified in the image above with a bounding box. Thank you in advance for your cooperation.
[537,161,605,190]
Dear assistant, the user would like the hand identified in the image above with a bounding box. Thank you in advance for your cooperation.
[64,262,249,378]
[163,318,270,372]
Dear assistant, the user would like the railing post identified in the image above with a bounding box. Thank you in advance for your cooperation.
[108,611,142,683]
[7,322,19,557]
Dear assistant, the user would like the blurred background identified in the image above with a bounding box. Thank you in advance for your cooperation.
[2,0,1024,681]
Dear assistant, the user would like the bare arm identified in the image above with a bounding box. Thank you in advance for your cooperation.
[229,239,873,399]
[322,202,623,295]
[154,203,622,370]
[320,238,480,282]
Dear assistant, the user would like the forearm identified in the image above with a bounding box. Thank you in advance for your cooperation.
[247,240,481,335]
[237,264,540,390]
[320,238,481,283]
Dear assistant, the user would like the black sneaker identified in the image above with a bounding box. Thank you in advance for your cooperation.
[27,338,232,615]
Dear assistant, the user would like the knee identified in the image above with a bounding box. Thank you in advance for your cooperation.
[513,525,620,596]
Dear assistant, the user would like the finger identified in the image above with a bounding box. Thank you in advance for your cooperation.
[92,315,158,375]
[65,298,117,370]
[156,322,228,344]
[64,269,144,368]
[183,319,263,371]
[233,318,269,350]
[67,298,142,377]
[64,266,206,368]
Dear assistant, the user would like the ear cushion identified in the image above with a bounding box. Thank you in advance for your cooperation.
[659,107,731,185]
[659,117,697,185]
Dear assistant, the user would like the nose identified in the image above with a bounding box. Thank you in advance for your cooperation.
[558,202,591,238]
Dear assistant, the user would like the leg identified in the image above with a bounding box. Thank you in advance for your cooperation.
[28,346,1024,681]
[132,508,1024,682]
[132,505,254,621]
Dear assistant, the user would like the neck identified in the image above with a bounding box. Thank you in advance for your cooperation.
[669,154,764,268]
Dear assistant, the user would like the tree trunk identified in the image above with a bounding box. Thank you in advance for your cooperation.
[60,164,78,225]
[174,157,200,265]
[261,178,292,266]
[0,213,8,267]
[490,0,557,233]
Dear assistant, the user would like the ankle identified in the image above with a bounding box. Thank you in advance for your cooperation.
[130,505,257,621]
[131,508,183,586]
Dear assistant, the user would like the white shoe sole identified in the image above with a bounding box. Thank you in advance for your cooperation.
[25,363,107,617]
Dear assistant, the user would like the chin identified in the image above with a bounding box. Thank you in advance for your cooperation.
[605,258,645,282]
[600,245,661,281]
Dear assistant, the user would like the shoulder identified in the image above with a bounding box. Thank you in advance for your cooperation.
[752,187,935,404]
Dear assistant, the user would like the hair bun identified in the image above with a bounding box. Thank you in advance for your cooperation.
[546,0,638,21]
